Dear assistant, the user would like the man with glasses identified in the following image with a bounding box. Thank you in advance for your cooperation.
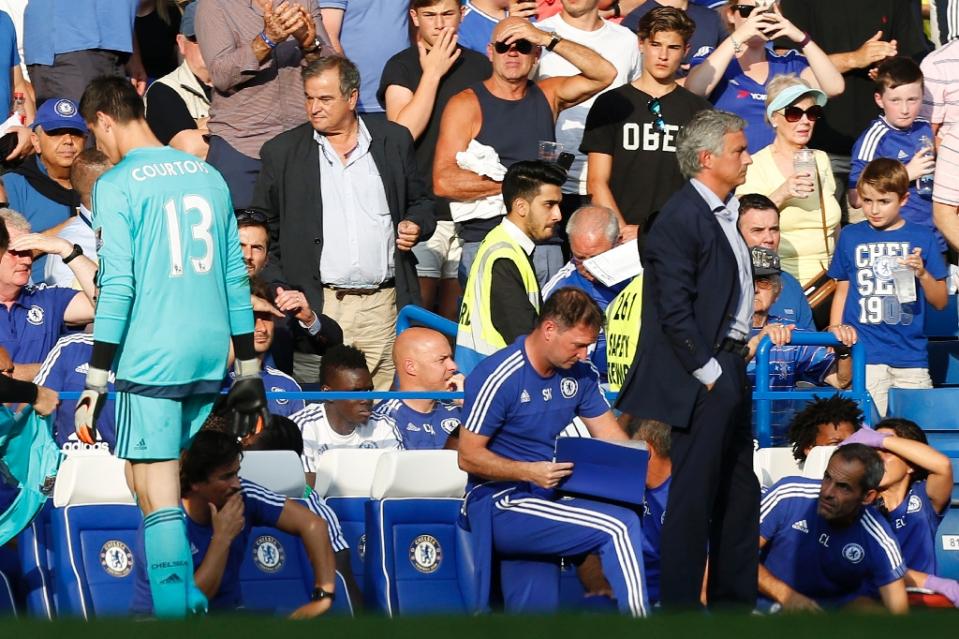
[145,1,212,160]
[582,7,710,242]
[0,209,97,383]
[743,246,852,393]
[433,15,615,287]
[4,98,86,279]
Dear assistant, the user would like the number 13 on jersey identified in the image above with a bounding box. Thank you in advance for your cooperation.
[164,195,215,277]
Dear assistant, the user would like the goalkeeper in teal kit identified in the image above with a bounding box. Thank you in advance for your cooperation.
[74,77,268,618]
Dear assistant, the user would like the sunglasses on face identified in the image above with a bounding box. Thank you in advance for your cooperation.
[648,98,666,133]
[730,4,761,18]
[493,39,535,55]
[781,104,824,123]
[755,277,778,290]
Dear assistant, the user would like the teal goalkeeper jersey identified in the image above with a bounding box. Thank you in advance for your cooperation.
[92,147,253,396]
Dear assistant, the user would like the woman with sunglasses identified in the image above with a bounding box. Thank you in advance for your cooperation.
[685,0,842,153]
[841,419,959,607]
[738,75,840,286]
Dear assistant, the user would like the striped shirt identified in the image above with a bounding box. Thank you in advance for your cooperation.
[291,402,400,472]
[194,0,335,158]
[760,477,906,606]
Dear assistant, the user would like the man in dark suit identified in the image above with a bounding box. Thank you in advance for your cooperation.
[252,55,436,390]
[616,109,759,610]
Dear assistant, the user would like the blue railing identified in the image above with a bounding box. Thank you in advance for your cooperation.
[753,332,874,448]
[396,305,458,338]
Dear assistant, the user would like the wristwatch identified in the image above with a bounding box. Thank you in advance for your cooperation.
[62,243,83,265]
[545,33,563,52]
[310,587,335,602]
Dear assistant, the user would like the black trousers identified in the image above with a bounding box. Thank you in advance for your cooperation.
[659,350,759,609]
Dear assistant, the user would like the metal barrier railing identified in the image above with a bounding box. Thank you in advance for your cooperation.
[753,332,874,448]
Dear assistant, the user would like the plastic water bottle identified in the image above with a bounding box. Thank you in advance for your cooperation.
[11,92,25,125]
[917,135,935,196]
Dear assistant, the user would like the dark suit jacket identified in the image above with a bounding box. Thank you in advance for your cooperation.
[616,181,744,429]
[252,117,436,313]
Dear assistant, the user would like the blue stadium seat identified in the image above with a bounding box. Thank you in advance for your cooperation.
[936,508,959,581]
[315,450,387,597]
[952,459,959,504]
[48,454,140,618]
[925,295,959,338]
[238,525,353,616]
[886,388,959,455]
[0,543,18,616]
[363,450,469,616]
[16,501,55,618]
[927,341,959,387]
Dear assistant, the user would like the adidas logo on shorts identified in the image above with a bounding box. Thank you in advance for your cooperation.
[134,439,147,451]
[159,573,183,585]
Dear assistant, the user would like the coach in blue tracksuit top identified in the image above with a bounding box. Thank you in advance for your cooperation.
[458,288,648,617]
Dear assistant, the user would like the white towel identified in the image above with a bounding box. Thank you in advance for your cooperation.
[448,140,508,223]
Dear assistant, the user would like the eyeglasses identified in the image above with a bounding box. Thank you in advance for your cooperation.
[493,39,535,55]
[782,105,824,123]
[236,208,268,224]
[648,98,666,133]
[730,4,760,18]
[755,277,779,290]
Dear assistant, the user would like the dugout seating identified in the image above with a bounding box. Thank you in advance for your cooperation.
[927,341,959,387]
[239,450,305,498]
[49,452,139,618]
[315,450,387,596]
[937,508,959,581]
[925,294,959,339]
[0,544,17,617]
[753,448,802,489]
[236,450,352,616]
[17,502,55,618]
[364,450,470,616]
[886,388,959,455]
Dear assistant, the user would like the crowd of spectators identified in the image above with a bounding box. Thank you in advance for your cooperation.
[0,0,957,618]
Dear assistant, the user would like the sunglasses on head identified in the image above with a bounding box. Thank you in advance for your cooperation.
[647,98,666,133]
[493,39,535,55]
[781,104,824,123]
[235,208,268,224]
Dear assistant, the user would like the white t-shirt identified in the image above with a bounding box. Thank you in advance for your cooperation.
[536,15,642,195]
[44,207,97,288]
[292,402,400,472]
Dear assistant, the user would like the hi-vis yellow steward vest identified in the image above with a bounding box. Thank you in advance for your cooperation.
[457,223,540,358]
[605,274,643,392]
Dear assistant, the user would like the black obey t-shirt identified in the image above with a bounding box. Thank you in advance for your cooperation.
[581,84,710,228]
[378,46,492,221]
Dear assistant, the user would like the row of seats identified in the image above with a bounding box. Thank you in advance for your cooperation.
[10,449,472,618]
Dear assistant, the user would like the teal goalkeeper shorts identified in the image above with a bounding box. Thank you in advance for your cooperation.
[114,392,217,461]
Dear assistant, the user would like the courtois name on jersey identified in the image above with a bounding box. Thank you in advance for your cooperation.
[92,147,252,394]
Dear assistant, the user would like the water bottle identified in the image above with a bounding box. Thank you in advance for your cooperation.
[917,135,935,196]
[11,91,24,125]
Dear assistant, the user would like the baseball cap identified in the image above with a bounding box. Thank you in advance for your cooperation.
[765,84,827,122]
[180,2,197,38]
[751,246,781,278]
[32,98,87,134]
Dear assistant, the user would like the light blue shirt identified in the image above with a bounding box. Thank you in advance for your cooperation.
[23,0,137,66]
[690,178,752,385]
[317,117,394,287]
[318,0,409,113]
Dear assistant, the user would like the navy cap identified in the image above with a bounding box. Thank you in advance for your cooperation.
[32,98,87,134]
[751,246,781,278]
[181,2,197,38]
